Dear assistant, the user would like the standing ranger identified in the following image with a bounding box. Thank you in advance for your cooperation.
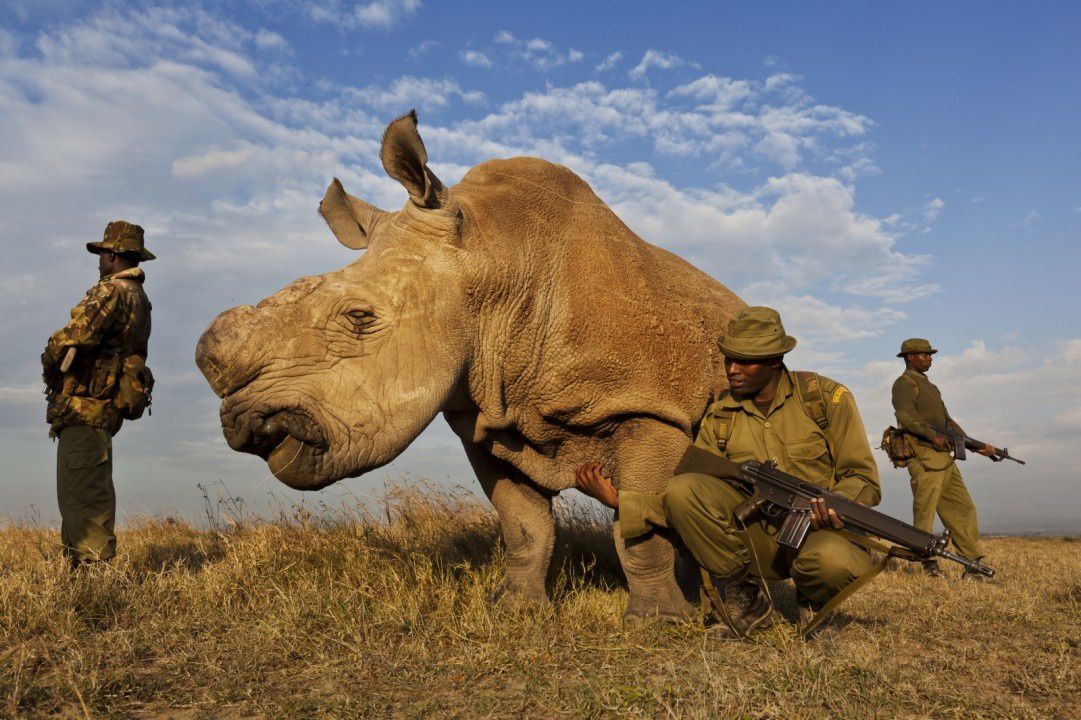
[41,221,154,567]
[891,339,995,578]
[576,307,881,638]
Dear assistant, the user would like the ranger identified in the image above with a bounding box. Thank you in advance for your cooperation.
[576,306,880,638]
[891,338,993,578]
[41,221,154,567]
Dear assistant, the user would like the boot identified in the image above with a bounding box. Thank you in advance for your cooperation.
[703,569,773,639]
[922,560,944,578]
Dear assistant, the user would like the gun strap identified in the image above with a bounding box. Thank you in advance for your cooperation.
[799,529,922,637]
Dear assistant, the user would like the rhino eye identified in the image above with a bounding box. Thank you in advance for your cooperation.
[344,309,378,335]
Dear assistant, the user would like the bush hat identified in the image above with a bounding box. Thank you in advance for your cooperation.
[897,338,938,358]
[717,306,797,361]
[86,220,156,261]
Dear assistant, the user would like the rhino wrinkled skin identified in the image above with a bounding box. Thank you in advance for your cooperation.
[196,111,745,619]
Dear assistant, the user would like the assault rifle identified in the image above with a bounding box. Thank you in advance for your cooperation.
[675,447,995,577]
[930,423,1025,465]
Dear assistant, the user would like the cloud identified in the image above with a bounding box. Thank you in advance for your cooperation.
[253,29,289,53]
[628,49,684,81]
[669,74,754,108]
[1012,210,1038,227]
[595,51,622,73]
[490,31,587,71]
[308,0,422,29]
[459,50,492,69]
[408,39,440,61]
[923,196,945,222]
[344,76,486,110]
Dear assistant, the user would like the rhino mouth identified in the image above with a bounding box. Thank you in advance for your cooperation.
[224,405,328,460]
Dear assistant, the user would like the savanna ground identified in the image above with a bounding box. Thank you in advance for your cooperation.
[1,482,1077,719]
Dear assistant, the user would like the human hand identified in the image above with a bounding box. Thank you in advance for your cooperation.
[932,434,952,452]
[809,496,845,530]
[574,462,619,509]
[976,443,1002,461]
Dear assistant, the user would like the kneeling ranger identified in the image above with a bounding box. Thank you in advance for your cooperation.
[576,306,880,638]
[41,221,154,567]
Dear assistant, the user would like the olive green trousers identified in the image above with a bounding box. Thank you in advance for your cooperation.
[907,447,984,561]
[56,425,116,563]
[663,472,873,605]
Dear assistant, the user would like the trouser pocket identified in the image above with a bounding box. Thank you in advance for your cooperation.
[60,426,111,469]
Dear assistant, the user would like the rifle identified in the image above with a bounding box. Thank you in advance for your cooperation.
[930,423,1025,465]
[675,447,995,577]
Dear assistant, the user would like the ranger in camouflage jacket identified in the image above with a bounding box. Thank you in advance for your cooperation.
[42,220,154,566]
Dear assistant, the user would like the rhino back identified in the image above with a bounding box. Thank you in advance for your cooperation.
[451,157,744,437]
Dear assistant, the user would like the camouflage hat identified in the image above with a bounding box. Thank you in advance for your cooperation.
[86,220,156,261]
[717,306,797,361]
[897,338,938,357]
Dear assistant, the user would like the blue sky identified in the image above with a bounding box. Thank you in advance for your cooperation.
[1,1,1078,532]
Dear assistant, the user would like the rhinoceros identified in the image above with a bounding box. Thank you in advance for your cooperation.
[196,111,745,620]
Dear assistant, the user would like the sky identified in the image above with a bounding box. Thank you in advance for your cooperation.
[1,0,1078,533]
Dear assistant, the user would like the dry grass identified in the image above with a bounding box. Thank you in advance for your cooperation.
[0,483,1077,719]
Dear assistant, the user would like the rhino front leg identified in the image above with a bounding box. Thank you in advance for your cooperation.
[612,420,696,622]
[461,442,555,604]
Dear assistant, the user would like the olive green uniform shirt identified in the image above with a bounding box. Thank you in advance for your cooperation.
[619,370,881,539]
[891,369,964,446]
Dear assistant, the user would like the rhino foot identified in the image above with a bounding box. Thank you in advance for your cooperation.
[623,578,696,624]
[489,575,550,606]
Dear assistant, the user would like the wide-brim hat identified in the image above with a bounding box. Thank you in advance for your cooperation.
[897,338,938,357]
[717,306,797,361]
[86,220,156,261]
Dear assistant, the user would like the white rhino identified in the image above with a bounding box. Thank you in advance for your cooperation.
[196,111,745,620]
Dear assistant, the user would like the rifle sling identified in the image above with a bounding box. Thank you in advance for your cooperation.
[798,529,921,637]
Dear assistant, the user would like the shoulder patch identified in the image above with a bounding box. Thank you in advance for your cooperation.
[831,386,849,404]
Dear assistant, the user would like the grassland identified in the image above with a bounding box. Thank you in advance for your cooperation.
[0,483,1077,719]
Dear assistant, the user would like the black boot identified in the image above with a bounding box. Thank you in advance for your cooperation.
[704,569,774,639]
[922,560,944,578]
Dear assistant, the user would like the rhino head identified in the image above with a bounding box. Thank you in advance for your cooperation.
[196,111,472,489]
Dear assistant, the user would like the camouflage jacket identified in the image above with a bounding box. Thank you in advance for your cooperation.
[42,267,152,435]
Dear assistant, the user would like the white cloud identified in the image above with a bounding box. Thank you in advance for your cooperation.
[595,51,622,73]
[488,32,584,71]
[345,76,486,110]
[309,0,422,29]
[253,29,289,52]
[1013,210,1038,227]
[923,196,945,222]
[628,49,684,81]
[459,50,492,69]
[669,75,754,108]
[408,39,440,61]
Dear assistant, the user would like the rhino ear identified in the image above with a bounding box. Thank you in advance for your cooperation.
[319,178,391,250]
[380,109,445,209]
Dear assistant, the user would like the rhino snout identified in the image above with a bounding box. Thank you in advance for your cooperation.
[196,305,266,398]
